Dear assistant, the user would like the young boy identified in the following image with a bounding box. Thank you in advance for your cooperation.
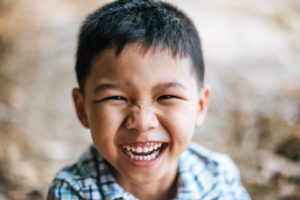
[48,0,250,199]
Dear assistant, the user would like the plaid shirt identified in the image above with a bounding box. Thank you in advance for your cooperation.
[47,143,250,200]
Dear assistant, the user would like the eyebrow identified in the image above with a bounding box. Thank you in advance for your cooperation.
[153,82,187,91]
[94,82,126,94]
[94,81,187,94]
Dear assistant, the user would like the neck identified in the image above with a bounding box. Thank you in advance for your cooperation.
[128,174,178,200]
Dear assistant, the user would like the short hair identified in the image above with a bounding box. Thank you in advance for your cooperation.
[75,0,204,92]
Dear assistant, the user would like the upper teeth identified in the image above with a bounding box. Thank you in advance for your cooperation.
[124,143,162,153]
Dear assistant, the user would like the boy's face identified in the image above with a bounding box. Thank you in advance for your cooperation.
[73,43,210,186]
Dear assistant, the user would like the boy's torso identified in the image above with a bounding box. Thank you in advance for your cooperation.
[47,143,250,200]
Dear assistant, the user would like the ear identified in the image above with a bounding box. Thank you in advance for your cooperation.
[195,85,211,127]
[72,88,90,128]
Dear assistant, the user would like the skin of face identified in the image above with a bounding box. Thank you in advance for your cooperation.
[72,43,210,199]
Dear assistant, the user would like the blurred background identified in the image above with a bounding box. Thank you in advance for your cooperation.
[0,0,299,199]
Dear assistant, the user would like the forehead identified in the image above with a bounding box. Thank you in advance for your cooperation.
[92,43,195,74]
[86,43,198,92]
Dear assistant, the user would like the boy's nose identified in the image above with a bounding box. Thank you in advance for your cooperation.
[125,105,159,132]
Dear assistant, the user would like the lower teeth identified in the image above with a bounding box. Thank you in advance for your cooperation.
[127,150,160,161]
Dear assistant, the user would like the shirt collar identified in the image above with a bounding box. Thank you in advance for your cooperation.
[90,147,137,200]
[92,145,211,200]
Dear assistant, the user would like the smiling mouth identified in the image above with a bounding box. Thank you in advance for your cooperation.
[120,142,167,161]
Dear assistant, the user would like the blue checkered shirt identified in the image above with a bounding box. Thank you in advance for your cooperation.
[47,143,250,199]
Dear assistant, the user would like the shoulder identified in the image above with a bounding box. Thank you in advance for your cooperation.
[47,145,103,200]
[185,142,239,175]
[178,143,251,199]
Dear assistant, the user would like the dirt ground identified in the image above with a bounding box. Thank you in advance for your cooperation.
[0,0,300,199]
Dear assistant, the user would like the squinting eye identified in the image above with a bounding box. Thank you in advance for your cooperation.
[94,96,127,103]
[103,96,127,101]
[157,95,178,101]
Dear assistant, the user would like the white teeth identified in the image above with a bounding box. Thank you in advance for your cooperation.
[136,147,142,153]
[130,154,155,161]
[125,143,163,153]
[143,147,149,153]
[122,143,165,161]
[124,147,163,161]
[131,147,136,152]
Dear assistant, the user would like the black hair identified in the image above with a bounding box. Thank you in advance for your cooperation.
[75,0,204,92]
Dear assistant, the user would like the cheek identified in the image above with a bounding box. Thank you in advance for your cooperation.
[160,104,197,149]
[88,106,126,155]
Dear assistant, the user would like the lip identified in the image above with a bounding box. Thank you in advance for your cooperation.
[118,142,168,167]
